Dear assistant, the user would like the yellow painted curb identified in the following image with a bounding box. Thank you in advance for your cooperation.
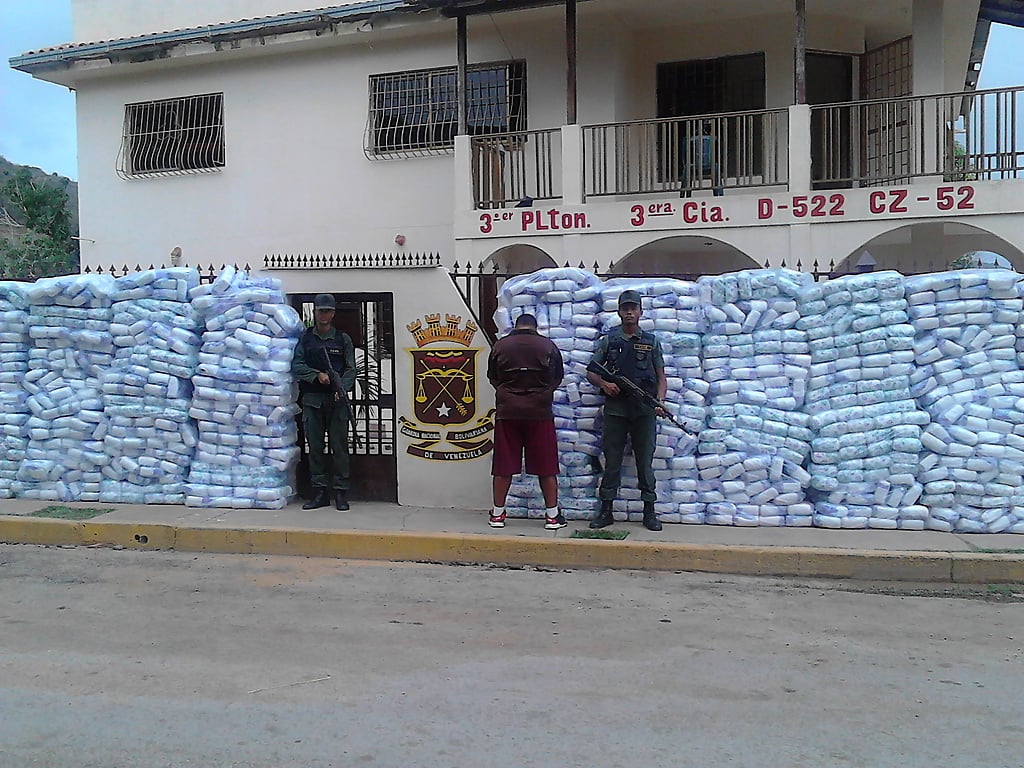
[1,516,1022,584]
[951,552,1024,584]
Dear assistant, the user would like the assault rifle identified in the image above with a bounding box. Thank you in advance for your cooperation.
[315,343,362,449]
[587,360,688,431]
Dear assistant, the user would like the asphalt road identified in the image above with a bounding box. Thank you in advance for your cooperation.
[1,544,1022,768]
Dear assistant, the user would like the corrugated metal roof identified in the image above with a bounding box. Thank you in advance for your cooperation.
[9,1,411,72]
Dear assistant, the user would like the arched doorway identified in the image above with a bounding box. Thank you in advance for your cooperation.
[476,245,556,339]
[611,235,760,277]
[836,222,1024,275]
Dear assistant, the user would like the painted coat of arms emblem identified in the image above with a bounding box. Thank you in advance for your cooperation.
[401,314,494,461]
[411,348,477,426]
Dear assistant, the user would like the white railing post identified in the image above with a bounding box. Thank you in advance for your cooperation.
[454,134,474,211]
[788,103,812,194]
[561,124,584,205]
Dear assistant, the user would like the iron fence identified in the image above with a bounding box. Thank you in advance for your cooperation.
[811,85,1024,187]
[583,108,789,199]
[471,128,562,209]
[262,252,441,270]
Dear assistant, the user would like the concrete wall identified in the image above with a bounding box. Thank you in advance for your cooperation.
[278,265,495,509]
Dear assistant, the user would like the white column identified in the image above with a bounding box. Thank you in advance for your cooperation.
[788,104,812,194]
[561,124,584,205]
[913,0,945,179]
[912,0,945,96]
[454,134,474,212]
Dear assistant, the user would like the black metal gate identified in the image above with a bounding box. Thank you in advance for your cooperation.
[291,292,397,502]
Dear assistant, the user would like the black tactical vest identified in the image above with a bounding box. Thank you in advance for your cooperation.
[299,328,350,395]
[606,330,658,398]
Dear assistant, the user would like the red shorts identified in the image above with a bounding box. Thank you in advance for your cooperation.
[491,418,559,477]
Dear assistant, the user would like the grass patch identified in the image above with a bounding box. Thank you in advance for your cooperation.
[570,529,630,540]
[29,505,113,521]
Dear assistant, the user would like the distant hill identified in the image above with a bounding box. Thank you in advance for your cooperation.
[0,155,78,235]
[0,156,79,279]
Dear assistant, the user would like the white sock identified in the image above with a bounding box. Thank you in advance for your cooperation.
[492,506,505,516]
[545,506,559,518]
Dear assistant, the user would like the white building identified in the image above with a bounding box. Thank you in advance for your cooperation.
[11,0,1024,280]
[11,0,1024,508]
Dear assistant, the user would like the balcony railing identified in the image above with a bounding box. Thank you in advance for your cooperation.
[583,109,789,198]
[811,85,1024,187]
[471,128,561,209]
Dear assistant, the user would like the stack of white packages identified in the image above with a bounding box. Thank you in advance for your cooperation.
[906,270,1024,533]
[100,268,202,503]
[696,269,814,526]
[493,267,604,521]
[15,275,117,501]
[186,266,304,509]
[599,279,706,524]
[0,282,30,498]
[798,272,928,529]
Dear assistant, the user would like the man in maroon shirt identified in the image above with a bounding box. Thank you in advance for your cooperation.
[487,313,565,529]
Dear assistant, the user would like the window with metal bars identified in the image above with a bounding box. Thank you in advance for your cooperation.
[117,93,225,179]
[365,61,526,159]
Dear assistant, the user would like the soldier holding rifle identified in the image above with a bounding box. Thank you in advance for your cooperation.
[586,289,668,531]
[292,293,356,511]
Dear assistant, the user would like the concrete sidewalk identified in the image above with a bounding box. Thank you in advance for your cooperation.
[1,498,1023,584]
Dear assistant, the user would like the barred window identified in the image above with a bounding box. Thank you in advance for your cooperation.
[116,93,225,179]
[365,61,526,159]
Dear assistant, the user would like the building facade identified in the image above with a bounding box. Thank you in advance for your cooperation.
[12,0,1024,281]
[11,0,1024,509]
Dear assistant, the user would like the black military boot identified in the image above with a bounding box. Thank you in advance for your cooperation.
[589,499,614,529]
[642,501,662,531]
[302,488,330,510]
[335,490,350,511]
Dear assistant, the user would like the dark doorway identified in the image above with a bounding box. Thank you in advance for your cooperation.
[808,51,854,188]
[291,292,397,502]
[657,53,767,180]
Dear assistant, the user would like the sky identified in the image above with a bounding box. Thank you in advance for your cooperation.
[1,2,1023,181]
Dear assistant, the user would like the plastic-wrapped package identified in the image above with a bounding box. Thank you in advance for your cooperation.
[185,268,303,509]
[695,270,814,526]
[798,271,929,528]
[906,270,1024,533]
[0,282,30,497]
[13,275,116,501]
[99,269,203,503]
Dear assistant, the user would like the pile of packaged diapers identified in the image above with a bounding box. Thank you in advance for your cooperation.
[695,270,814,527]
[101,268,202,503]
[906,270,1024,533]
[798,271,929,529]
[0,282,30,498]
[186,266,305,509]
[16,275,116,501]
